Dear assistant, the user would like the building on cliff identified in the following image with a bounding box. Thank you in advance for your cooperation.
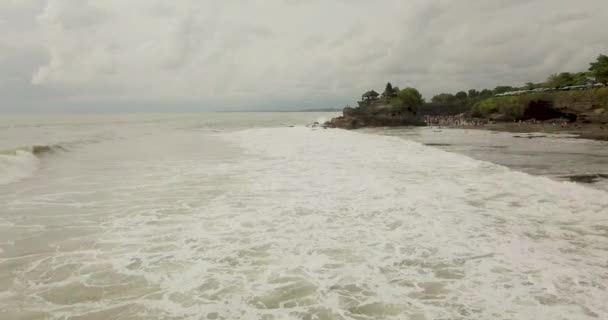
[361,90,379,102]
[327,89,425,129]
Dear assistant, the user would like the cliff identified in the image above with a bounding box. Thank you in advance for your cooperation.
[472,88,608,124]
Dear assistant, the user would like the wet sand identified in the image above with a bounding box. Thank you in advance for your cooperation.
[365,126,608,192]
[463,123,608,141]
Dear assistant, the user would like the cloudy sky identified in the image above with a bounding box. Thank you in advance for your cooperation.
[1,0,608,112]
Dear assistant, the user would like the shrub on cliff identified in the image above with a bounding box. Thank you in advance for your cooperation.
[589,54,608,85]
[431,93,457,104]
[382,82,398,99]
[472,88,608,118]
[547,72,590,88]
[390,87,424,114]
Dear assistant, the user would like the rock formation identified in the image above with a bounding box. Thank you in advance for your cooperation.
[326,102,425,129]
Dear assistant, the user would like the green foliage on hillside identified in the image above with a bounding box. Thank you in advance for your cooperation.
[546,72,590,88]
[420,54,607,116]
[390,87,425,113]
[589,54,608,84]
[472,87,608,118]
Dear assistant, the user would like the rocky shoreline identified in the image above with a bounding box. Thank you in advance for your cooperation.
[325,86,608,141]
[466,122,608,141]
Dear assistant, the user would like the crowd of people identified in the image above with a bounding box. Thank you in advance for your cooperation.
[423,115,489,127]
[423,115,571,128]
[514,118,571,127]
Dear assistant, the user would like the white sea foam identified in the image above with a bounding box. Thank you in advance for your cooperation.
[594,178,608,192]
[315,113,340,125]
[0,150,40,185]
[1,123,607,320]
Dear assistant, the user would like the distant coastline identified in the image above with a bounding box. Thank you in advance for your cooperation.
[325,54,608,139]
[297,108,342,112]
[220,108,342,113]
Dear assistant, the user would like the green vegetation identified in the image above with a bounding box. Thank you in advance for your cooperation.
[471,88,608,118]
[383,82,398,98]
[356,83,424,115]
[358,55,607,119]
[589,54,608,85]
[546,72,590,88]
[418,53,607,117]
[472,96,529,118]
[390,87,425,113]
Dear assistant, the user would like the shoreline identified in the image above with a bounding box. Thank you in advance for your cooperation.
[433,122,608,141]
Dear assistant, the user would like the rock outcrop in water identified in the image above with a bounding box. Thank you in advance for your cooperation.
[326,101,425,130]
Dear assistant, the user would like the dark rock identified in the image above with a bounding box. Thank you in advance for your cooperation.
[520,100,568,121]
[513,135,546,139]
[343,107,356,117]
[424,143,452,147]
[562,174,608,184]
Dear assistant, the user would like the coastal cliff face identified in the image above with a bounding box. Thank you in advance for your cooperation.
[326,102,425,129]
[473,88,608,124]
[553,97,607,124]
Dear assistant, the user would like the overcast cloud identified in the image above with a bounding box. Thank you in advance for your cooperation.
[1,0,608,112]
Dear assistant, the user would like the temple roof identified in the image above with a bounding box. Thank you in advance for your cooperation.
[362,90,379,98]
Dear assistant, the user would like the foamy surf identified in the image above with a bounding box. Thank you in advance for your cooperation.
[0,149,40,185]
[1,116,607,320]
[215,127,608,319]
[0,143,84,185]
[0,144,71,185]
[315,113,340,125]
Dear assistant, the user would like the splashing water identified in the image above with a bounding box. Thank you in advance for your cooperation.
[1,114,607,320]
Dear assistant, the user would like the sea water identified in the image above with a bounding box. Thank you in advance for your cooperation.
[1,113,607,320]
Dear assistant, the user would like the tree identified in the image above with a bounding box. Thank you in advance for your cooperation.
[468,89,479,98]
[455,91,467,100]
[493,86,514,94]
[385,82,393,93]
[589,54,608,85]
[479,89,493,96]
[431,93,456,104]
[525,82,535,90]
[573,72,591,85]
[383,82,397,98]
[547,73,561,88]
[547,72,574,88]
[391,87,424,114]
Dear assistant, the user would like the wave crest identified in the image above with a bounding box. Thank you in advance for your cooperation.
[0,144,68,185]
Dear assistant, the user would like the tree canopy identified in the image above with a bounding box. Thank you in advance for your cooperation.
[383,82,397,98]
[455,91,468,100]
[546,72,589,88]
[385,82,393,93]
[431,93,456,104]
[493,86,514,94]
[391,87,424,113]
[589,54,608,84]
[374,54,607,117]
[480,89,493,96]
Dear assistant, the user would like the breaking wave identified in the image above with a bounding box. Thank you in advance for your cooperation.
[0,144,68,185]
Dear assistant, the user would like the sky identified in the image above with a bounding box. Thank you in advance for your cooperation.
[1,0,608,113]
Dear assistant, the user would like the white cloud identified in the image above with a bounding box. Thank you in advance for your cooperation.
[2,0,608,111]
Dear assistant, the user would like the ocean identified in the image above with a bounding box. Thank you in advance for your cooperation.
[1,113,607,320]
